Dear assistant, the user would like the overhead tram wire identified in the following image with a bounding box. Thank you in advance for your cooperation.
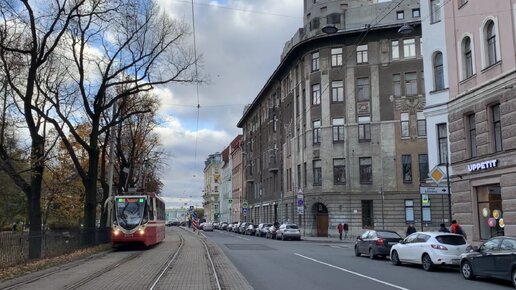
[191,0,201,179]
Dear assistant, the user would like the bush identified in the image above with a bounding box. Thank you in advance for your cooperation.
[47,221,80,231]
[2,225,12,232]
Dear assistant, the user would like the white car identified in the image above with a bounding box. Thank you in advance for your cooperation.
[390,232,469,271]
[202,222,214,231]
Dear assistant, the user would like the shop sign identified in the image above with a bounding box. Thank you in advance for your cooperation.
[467,159,497,172]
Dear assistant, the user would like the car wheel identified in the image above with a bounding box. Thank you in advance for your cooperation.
[461,261,475,280]
[512,268,516,288]
[369,248,375,260]
[354,246,361,257]
[391,250,401,266]
[422,254,434,271]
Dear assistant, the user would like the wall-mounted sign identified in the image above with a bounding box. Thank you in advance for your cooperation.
[467,159,497,172]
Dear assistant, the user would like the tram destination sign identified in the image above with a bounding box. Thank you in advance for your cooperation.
[419,186,449,195]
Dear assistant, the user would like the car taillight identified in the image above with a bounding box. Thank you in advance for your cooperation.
[376,239,385,246]
[430,244,448,250]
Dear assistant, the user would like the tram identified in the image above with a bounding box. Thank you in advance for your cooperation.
[110,192,166,247]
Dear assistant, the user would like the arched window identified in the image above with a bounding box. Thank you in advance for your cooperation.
[463,37,473,79]
[433,52,444,90]
[486,21,497,66]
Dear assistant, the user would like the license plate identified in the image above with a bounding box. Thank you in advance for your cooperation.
[125,234,133,238]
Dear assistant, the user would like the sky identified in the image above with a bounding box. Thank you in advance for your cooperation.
[153,0,304,208]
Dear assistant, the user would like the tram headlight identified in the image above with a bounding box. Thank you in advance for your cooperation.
[139,228,145,235]
[113,229,120,236]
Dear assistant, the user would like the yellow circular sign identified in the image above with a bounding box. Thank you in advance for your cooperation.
[499,218,505,228]
[492,209,501,220]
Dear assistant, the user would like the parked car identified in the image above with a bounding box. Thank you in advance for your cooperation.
[460,236,516,288]
[256,223,273,237]
[203,223,214,231]
[220,222,228,230]
[238,222,248,234]
[276,224,301,241]
[233,222,242,232]
[166,218,180,227]
[212,222,219,229]
[266,225,278,239]
[245,224,258,236]
[390,232,469,271]
[355,230,402,259]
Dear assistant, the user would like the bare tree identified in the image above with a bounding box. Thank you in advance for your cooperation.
[0,0,87,259]
[31,0,197,245]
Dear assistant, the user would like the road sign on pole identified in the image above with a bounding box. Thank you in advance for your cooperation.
[297,189,304,214]
[429,166,446,185]
[419,186,449,194]
[242,208,248,216]
[242,201,248,209]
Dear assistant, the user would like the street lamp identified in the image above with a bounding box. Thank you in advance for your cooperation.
[398,23,414,35]
[322,24,338,34]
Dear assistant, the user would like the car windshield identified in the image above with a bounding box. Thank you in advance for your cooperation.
[435,235,466,245]
[116,197,146,230]
[286,225,298,229]
[377,231,401,239]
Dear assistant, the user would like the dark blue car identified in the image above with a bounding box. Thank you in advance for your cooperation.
[460,236,516,288]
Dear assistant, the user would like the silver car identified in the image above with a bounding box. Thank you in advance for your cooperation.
[276,224,301,241]
[203,222,214,231]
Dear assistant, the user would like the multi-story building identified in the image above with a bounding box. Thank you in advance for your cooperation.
[220,147,232,222]
[444,0,516,241]
[420,0,453,226]
[166,208,188,222]
[203,153,222,221]
[230,135,244,222]
[237,0,438,237]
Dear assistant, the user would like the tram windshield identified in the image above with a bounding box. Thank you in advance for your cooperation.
[116,197,146,230]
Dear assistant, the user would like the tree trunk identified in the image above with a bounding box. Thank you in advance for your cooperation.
[82,144,100,246]
[28,135,45,259]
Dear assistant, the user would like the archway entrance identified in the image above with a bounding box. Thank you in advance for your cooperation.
[312,203,328,237]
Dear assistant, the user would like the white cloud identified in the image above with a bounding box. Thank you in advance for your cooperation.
[154,0,303,208]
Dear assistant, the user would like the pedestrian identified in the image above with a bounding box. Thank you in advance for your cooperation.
[343,223,349,239]
[438,223,450,233]
[11,222,17,232]
[450,220,467,239]
[406,223,416,237]
[337,223,343,240]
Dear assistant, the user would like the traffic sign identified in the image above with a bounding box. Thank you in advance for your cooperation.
[228,199,232,203]
[429,166,446,185]
[419,186,449,194]
[297,189,304,214]
[242,208,248,216]
[242,201,248,209]
[421,194,430,205]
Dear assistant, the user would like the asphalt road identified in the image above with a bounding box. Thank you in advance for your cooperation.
[203,230,514,290]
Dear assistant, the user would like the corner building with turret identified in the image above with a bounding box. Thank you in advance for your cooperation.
[237,0,442,237]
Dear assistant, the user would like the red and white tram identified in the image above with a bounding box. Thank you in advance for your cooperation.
[111,192,166,247]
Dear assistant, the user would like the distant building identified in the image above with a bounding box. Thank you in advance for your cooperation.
[230,135,244,223]
[220,146,232,222]
[203,152,222,221]
[166,208,188,221]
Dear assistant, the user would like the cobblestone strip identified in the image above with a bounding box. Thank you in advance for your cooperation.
[205,238,254,290]
[154,229,214,290]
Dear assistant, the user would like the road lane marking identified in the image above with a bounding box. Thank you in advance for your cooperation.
[294,253,412,290]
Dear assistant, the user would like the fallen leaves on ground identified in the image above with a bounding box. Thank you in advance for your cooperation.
[0,244,111,281]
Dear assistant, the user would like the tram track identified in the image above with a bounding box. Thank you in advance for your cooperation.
[149,228,221,290]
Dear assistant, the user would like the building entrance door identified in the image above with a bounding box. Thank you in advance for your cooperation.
[313,203,328,237]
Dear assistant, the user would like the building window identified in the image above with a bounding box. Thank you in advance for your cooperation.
[417,112,426,137]
[361,200,374,228]
[273,114,278,132]
[331,48,343,67]
[422,200,432,222]
[356,77,370,101]
[418,154,429,182]
[405,200,414,222]
[313,160,322,186]
[468,114,477,158]
[437,123,448,164]
[463,37,474,79]
[405,72,418,95]
[312,83,321,105]
[359,157,372,184]
[333,158,346,185]
[312,51,320,72]
[412,8,420,18]
[332,117,344,142]
[356,44,368,64]
[486,21,497,66]
[331,80,344,102]
[430,0,441,23]
[401,112,409,137]
[297,164,301,189]
[392,74,401,96]
[403,38,416,58]
[358,116,371,141]
[313,120,321,144]
[396,11,404,20]
[434,52,445,90]
[477,185,504,239]
[492,104,502,152]
[392,41,400,60]
[402,154,412,183]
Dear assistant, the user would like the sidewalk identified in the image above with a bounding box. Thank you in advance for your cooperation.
[301,235,355,244]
